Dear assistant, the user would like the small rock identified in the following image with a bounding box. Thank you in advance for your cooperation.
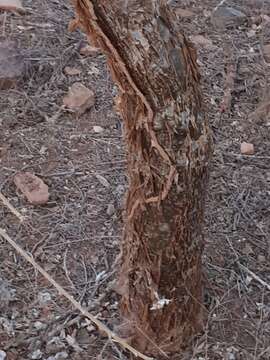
[240,142,255,155]
[34,321,46,331]
[38,291,52,305]
[175,8,194,18]
[0,40,25,89]
[79,44,100,56]
[190,35,214,48]
[55,352,68,360]
[30,349,43,360]
[262,14,270,23]
[107,203,115,216]
[0,0,25,13]
[39,145,47,155]
[0,350,6,360]
[63,82,95,116]
[93,125,104,133]
[64,66,81,76]
[211,7,247,29]
[247,29,256,38]
[14,172,49,205]
[262,44,270,63]
[258,254,266,263]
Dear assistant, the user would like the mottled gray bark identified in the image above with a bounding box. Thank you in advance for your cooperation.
[73,0,212,356]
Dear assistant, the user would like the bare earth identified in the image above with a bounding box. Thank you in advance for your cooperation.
[0,0,270,359]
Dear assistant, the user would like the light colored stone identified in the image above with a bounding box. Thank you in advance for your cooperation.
[258,254,266,263]
[93,125,104,133]
[190,35,214,48]
[64,66,81,76]
[0,0,25,13]
[79,44,100,56]
[107,203,115,216]
[14,172,49,205]
[0,40,24,89]
[240,142,255,155]
[63,82,95,115]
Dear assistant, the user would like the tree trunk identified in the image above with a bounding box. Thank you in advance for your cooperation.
[73,0,212,356]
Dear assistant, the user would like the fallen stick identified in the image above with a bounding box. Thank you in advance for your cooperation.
[240,264,270,292]
[0,228,154,360]
[0,192,25,222]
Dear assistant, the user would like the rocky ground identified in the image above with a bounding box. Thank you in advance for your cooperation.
[0,0,270,359]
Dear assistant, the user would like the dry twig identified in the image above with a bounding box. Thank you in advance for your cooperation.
[0,192,25,222]
[0,228,154,360]
[240,264,270,292]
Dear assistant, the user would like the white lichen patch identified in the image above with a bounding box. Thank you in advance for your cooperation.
[150,291,172,310]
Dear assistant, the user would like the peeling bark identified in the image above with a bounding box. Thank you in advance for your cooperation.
[72,0,212,356]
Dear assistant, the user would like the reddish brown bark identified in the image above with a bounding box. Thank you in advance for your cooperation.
[72,0,212,356]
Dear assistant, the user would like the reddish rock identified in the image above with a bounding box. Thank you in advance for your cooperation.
[63,82,95,115]
[14,172,49,205]
[241,142,255,155]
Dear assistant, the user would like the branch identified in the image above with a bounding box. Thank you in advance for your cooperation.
[0,228,154,360]
[0,192,25,222]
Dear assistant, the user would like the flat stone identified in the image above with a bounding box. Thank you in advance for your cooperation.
[240,142,255,155]
[14,172,49,205]
[211,7,247,29]
[0,0,25,13]
[0,40,25,89]
[64,66,81,76]
[63,82,95,115]
[93,125,104,133]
